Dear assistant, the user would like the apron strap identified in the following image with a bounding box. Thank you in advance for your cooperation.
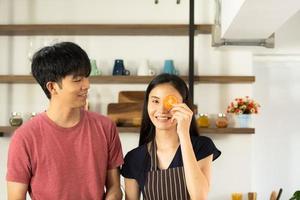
[150,141,158,171]
[145,142,190,200]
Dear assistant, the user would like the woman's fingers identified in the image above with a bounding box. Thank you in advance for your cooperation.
[171,103,193,117]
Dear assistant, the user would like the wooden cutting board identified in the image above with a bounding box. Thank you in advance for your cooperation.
[118,91,145,103]
[107,102,143,126]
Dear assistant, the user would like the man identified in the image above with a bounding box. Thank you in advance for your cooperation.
[6,42,123,200]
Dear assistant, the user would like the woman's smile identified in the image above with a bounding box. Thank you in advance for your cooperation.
[155,114,172,122]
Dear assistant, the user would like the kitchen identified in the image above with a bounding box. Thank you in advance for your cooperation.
[0,0,300,199]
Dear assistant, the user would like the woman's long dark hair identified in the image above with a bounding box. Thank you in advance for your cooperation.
[138,73,199,146]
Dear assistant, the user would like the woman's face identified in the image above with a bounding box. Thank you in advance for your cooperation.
[147,83,183,131]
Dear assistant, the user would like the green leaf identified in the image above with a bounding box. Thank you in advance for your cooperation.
[294,191,300,196]
[290,191,300,200]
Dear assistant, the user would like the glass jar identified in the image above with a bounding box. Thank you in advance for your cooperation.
[30,112,37,119]
[216,113,228,128]
[9,112,23,127]
[197,113,209,128]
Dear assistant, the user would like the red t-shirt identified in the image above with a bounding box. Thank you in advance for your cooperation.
[6,110,124,200]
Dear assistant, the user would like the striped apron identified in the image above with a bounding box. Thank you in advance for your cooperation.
[143,142,190,200]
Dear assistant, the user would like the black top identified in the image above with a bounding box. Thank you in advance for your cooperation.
[121,135,221,190]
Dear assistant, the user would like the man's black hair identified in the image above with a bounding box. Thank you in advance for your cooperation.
[31,42,91,99]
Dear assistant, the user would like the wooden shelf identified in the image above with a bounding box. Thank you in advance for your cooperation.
[0,75,36,83]
[119,127,255,134]
[199,128,255,134]
[0,126,17,136]
[0,24,212,36]
[0,75,255,84]
[194,76,255,83]
[0,126,254,136]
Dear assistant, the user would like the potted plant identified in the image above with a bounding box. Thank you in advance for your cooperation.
[227,96,260,128]
[290,191,300,200]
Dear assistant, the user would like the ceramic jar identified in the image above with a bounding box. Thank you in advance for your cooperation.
[9,112,23,127]
[216,113,228,128]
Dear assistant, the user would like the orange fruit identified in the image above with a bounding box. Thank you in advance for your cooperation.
[163,95,178,110]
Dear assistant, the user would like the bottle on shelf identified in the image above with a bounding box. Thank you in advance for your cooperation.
[216,113,228,128]
[30,112,37,119]
[197,113,209,128]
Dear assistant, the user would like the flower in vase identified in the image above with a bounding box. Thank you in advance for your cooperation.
[227,96,260,115]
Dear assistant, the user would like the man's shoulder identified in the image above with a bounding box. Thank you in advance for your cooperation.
[11,113,45,143]
[84,110,114,125]
[83,111,117,134]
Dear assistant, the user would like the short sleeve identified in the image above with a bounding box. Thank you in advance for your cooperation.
[107,122,124,169]
[121,145,150,188]
[121,151,138,179]
[6,130,32,184]
[192,136,221,161]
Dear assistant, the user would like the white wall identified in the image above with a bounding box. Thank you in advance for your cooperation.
[1,0,299,200]
[251,10,300,199]
[252,57,300,200]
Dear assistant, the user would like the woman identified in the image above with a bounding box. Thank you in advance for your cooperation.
[121,73,221,200]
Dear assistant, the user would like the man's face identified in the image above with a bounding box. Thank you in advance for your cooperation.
[54,75,90,108]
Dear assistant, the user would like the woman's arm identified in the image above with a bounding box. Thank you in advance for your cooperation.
[124,178,140,200]
[171,103,213,200]
[180,137,213,200]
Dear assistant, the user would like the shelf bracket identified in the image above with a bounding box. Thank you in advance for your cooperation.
[212,0,275,48]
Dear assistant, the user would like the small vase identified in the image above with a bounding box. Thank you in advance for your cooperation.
[112,59,130,76]
[236,114,251,128]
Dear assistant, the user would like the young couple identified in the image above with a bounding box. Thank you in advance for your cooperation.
[7,42,221,200]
